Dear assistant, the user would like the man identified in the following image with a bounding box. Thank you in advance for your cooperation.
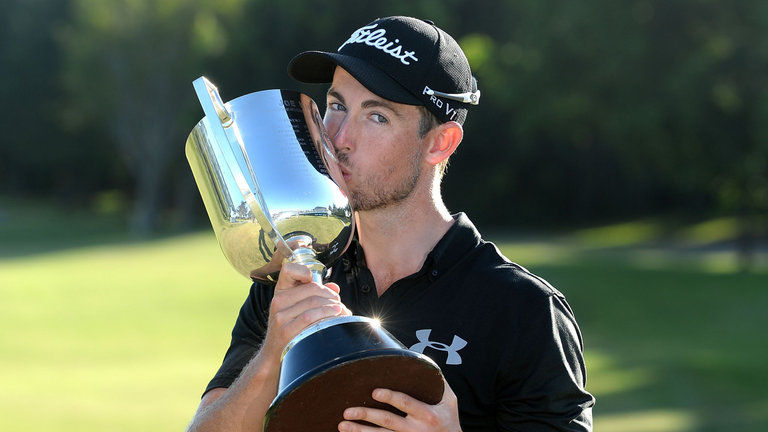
[187,16,594,431]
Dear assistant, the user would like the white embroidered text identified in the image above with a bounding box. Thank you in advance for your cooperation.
[338,24,419,65]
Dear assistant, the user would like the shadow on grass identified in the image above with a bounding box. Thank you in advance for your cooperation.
[0,197,205,259]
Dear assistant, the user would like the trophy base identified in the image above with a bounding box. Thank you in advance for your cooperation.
[263,349,444,432]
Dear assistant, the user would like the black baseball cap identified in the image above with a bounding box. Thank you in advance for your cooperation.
[288,16,480,125]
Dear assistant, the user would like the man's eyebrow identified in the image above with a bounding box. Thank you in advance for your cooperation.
[362,98,398,112]
[327,88,345,104]
[327,88,405,119]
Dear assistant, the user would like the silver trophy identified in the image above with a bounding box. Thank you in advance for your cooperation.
[185,77,443,431]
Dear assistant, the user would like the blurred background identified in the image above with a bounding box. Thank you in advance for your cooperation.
[0,0,766,431]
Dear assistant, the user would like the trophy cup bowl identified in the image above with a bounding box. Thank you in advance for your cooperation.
[185,77,444,431]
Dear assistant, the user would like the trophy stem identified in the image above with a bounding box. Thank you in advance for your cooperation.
[289,247,325,283]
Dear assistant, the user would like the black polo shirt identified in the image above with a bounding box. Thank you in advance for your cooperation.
[206,213,594,431]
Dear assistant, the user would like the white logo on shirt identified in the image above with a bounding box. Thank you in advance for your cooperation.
[338,23,419,65]
[410,329,467,365]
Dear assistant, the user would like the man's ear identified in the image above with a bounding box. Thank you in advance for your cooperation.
[425,121,463,166]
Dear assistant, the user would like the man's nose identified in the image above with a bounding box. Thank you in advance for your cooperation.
[330,117,353,153]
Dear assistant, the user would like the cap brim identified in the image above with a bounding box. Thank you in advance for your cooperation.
[288,51,422,106]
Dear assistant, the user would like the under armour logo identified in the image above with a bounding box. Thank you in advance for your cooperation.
[409,329,467,365]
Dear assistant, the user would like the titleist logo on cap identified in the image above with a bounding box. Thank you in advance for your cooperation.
[338,23,419,65]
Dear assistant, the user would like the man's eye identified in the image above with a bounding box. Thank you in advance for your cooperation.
[372,113,388,124]
[328,102,346,112]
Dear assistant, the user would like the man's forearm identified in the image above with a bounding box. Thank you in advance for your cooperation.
[186,350,281,432]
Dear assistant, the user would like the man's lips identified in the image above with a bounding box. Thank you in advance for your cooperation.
[339,164,351,180]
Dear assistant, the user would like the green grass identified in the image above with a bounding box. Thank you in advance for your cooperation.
[0,232,246,431]
[1,200,766,431]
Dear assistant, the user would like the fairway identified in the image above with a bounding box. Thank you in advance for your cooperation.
[0,232,247,431]
[1,226,766,431]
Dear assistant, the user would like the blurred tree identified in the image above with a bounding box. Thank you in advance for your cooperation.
[443,0,673,226]
[447,0,766,251]
[57,0,244,233]
[1,0,764,248]
[647,0,768,269]
[0,0,78,197]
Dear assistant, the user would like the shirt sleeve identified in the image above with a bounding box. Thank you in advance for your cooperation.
[496,289,595,431]
[204,282,275,396]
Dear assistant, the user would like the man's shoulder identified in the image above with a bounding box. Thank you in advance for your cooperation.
[445,213,565,299]
[458,237,560,294]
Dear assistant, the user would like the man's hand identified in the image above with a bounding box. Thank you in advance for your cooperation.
[260,262,352,362]
[186,263,352,432]
[337,378,462,432]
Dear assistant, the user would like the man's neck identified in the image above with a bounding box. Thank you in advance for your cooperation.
[355,196,454,296]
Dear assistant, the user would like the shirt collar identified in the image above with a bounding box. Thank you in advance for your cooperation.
[347,212,482,278]
[425,213,483,275]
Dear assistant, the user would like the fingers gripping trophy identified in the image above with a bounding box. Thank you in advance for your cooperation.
[185,77,443,431]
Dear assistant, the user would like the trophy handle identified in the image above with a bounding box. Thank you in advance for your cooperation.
[197,77,234,127]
